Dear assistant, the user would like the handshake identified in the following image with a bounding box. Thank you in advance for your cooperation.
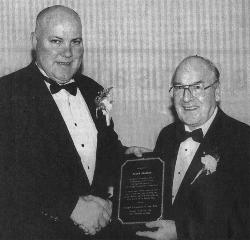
[70,195,112,235]
[69,147,151,236]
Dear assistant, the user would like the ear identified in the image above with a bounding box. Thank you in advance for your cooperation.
[31,32,37,49]
[215,82,221,102]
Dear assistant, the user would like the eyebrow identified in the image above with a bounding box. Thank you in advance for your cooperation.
[49,36,63,40]
[173,80,203,85]
[72,37,82,41]
[49,36,83,41]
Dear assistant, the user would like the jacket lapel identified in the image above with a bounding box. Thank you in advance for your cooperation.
[173,110,222,206]
[173,145,204,205]
[165,128,181,217]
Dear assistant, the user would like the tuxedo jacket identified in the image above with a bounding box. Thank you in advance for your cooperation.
[0,62,125,239]
[154,109,250,240]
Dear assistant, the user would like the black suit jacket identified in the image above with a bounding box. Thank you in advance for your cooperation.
[0,63,125,239]
[154,109,250,240]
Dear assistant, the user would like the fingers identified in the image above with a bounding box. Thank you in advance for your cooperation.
[136,230,157,239]
[79,224,97,236]
[101,206,111,222]
[84,195,107,208]
[98,212,108,228]
[80,212,109,235]
[71,195,113,235]
[136,221,161,239]
[85,195,112,218]
[125,146,152,157]
[78,217,103,236]
[99,199,112,218]
[134,148,143,157]
[103,199,112,217]
[140,147,153,153]
[146,220,163,228]
[137,220,177,240]
[87,227,98,236]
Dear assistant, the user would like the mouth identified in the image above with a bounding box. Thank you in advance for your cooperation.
[57,62,71,66]
[183,106,198,111]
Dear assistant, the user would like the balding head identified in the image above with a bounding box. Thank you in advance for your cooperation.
[172,55,220,86]
[35,5,82,37]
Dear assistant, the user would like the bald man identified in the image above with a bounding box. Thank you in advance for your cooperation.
[0,5,146,240]
[137,56,250,240]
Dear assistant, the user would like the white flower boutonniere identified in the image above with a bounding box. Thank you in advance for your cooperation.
[95,87,113,126]
[191,153,220,185]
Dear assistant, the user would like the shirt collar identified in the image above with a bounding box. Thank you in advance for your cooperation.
[185,107,218,136]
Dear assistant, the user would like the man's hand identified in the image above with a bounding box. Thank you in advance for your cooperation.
[84,195,112,221]
[70,195,112,235]
[136,220,177,240]
[125,146,152,157]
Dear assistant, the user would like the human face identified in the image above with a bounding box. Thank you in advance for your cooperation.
[32,15,83,84]
[173,67,220,130]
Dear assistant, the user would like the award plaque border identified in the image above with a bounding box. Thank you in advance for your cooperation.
[117,154,165,225]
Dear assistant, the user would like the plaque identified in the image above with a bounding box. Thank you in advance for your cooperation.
[117,154,164,225]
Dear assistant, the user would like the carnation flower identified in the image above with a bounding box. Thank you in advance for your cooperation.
[95,87,113,126]
[191,153,219,184]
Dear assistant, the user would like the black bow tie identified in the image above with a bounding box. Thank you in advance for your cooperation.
[177,128,204,143]
[44,78,77,96]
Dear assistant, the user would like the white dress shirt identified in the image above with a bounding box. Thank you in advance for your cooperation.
[172,107,218,203]
[38,67,97,185]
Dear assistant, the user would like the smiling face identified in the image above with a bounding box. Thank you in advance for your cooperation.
[172,57,220,130]
[32,6,83,84]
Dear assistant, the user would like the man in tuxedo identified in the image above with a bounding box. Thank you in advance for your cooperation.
[137,56,250,240]
[0,5,146,240]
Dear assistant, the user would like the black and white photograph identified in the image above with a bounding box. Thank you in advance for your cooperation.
[0,1,249,239]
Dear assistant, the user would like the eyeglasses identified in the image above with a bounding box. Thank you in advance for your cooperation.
[169,80,219,97]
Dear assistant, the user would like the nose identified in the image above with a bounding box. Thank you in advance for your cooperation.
[182,87,193,102]
[62,43,72,58]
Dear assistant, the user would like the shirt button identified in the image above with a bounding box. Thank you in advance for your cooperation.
[74,123,77,126]
[178,171,181,174]
[81,144,84,147]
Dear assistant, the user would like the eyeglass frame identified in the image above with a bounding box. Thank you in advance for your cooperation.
[169,80,219,97]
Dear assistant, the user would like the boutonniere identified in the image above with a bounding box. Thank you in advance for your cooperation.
[191,152,220,185]
[95,87,113,126]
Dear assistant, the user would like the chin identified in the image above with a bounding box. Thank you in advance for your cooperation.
[182,117,200,127]
[55,74,72,83]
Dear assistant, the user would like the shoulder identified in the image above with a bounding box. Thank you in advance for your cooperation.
[0,65,30,101]
[155,122,178,150]
[157,122,178,139]
[154,121,180,158]
[0,64,32,82]
[0,64,35,92]
[219,110,250,139]
[216,110,250,166]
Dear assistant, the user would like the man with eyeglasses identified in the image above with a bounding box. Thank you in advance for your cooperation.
[136,55,250,240]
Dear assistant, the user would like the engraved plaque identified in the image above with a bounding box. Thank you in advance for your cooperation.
[117,155,164,224]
